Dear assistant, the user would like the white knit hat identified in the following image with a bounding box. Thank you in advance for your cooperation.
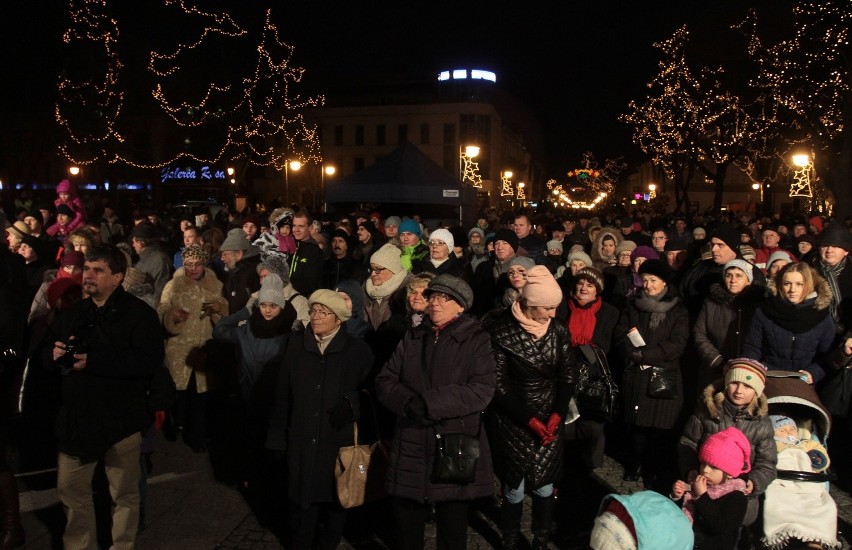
[590,511,637,550]
[257,274,287,308]
[370,243,404,274]
[428,228,454,250]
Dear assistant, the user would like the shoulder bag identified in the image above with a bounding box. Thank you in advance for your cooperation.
[432,416,481,485]
[335,393,389,508]
[646,365,678,399]
[575,344,620,422]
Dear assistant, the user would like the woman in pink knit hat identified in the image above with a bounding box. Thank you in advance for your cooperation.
[483,265,579,549]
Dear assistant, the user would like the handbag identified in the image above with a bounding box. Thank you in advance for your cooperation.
[575,344,619,422]
[646,366,677,399]
[432,417,481,485]
[820,367,852,419]
[335,421,388,508]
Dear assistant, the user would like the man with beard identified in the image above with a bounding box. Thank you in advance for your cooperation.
[324,229,365,288]
[47,245,164,550]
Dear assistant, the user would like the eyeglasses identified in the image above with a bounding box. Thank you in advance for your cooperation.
[309,307,333,319]
[428,240,446,247]
[183,262,204,269]
[370,266,387,274]
[507,269,527,278]
[426,292,452,304]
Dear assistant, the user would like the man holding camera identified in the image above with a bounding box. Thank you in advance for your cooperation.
[47,245,165,550]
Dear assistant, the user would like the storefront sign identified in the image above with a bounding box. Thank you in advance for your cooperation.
[160,165,226,184]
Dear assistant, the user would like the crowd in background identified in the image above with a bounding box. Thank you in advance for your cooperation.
[1,178,852,549]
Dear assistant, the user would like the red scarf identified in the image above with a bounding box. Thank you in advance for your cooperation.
[567,297,602,346]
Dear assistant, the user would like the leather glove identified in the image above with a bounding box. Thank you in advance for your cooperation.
[153,410,166,431]
[328,397,355,430]
[528,417,549,440]
[630,349,643,364]
[404,394,430,426]
[545,413,562,436]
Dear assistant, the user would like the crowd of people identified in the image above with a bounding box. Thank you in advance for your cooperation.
[1,179,851,550]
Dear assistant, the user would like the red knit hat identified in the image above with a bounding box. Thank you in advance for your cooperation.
[699,427,752,477]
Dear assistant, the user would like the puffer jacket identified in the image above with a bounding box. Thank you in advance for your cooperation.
[375,314,496,503]
[693,283,765,386]
[742,275,835,383]
[483,309,578,489]
[678,381,777,525]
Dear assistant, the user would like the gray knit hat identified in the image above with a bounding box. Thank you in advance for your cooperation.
[546,239,563,253]
[370,243,404,274]
[723,259,754,284]
[220,228,250,251]
[508,256,535,270]
[424,274,474,311]
[257,274,287,308]
[384,215,402,228]
[256,253,290,284]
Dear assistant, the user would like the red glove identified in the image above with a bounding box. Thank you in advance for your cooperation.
[528,417,549,439]
[545,413,562,436]
[154,410,166,431]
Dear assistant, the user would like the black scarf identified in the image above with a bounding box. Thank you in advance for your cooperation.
[249,303,295,338]
[817,259,845,322]
[634,287,679,331]
[760,294,828,334]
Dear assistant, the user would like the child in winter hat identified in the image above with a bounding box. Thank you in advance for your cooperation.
[671,427,751,549]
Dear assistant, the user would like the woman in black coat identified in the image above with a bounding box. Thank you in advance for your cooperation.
[483,266,578,550]
[375,274,495,550]
[615,259,689,487]
[266,290,374,550]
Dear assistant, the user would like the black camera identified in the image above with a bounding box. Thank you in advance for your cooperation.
[59,339,88,372]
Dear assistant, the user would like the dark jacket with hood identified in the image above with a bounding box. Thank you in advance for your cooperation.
[678,381,777,525]
[483,309,578,488]
[742,276,835,383]
[694,283,765,386]
[374,314,495,502]
[223,249,261,313]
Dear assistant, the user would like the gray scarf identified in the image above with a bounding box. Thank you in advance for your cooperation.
[634,287,679,331]
[818,259,845,322]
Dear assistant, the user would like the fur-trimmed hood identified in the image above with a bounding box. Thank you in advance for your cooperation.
[169,267,222,294]
[764,270,833,310]
[702,379,768,419]
[590,226,623,262]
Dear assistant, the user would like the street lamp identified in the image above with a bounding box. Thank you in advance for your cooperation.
[648,183,657,200]
[68,166,80,176]
[500,170,514,197]
[320,165,336,213]
[284,160,302,206]
[792,153,811,168]
[460,145,482,187]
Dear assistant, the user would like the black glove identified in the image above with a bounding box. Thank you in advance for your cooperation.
[328,397,355,430]
[630,349,643,364]
[404,394,430,426]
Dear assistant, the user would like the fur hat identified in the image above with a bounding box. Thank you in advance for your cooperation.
[181,243,210,263]
[637,259,671,283]
[508,256,535,271]
[398,219,422,237]
[219,228,250,251]
[257,273,287,308]
[546,239,563,253]
[575,267,605,294]
[723,259,754,284]
[494,228,520,252]
[309,289,352,322]
[429,228,454,250]
[710,224,740,252]
[724,357,767,397]
[698,427,752,477]
[370,243,404,274]
[567,250,593,268]
[817,220,852,251]
[520,265,562,307]
[256,254,290,284]
[424,274,474,310]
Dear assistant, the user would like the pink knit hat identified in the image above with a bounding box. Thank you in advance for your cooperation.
[520,265,562,307]
[698,427,752,477]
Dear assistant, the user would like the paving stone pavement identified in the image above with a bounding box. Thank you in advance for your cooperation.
[15,431,852,549]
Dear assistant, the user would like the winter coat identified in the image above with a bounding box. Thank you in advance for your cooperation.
[266,327,374,508]
[375,314,496,503]
[678,381,777,525]
[222,253,261,313]
[288,238,325,297]
[811,256,852,335]
[412,254,467,279]
[135,245,173,305]
[483,310,578,488]
[616,285,689,429]
[158,268,228,393]
[400,242,429,273]
[556,297,620,354]
[693,283,764,386]
[45,287,165,462]
[53,195,87,231]
[742,276,835,383]
[680,258,766,318]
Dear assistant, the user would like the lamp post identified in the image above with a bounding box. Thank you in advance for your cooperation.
[321,165,335,213]
[648,183,657,201]
[791,152,814,210]
[459,145,481,187]
[284,160,302,207]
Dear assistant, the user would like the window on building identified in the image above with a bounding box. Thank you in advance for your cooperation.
[355,125,365,146]
[398,124,408,144]
[376,125,386,146]
[334,126,343,146]
[442,123,456,173]
[420,123,430,145]
[354,157,365,172]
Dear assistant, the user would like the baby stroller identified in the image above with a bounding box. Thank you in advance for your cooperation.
[760,371,840,550]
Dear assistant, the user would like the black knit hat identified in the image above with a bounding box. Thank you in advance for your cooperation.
[711,224,740,252]
[638,259,672,283]
[56,203,75,218]
[494,228,519,252]
[664,237,688,252]
[817,221,852,251]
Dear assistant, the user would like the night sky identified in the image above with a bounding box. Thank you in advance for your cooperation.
[1,1,796,176]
